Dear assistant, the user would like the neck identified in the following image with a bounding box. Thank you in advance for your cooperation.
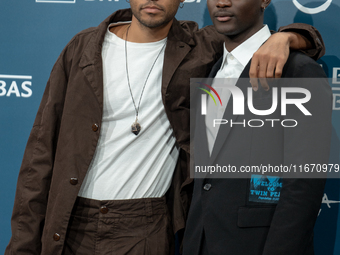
[224,23,264,52]
[111,16,173,43]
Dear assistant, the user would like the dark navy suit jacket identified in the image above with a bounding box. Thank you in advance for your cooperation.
[183,51,332,255]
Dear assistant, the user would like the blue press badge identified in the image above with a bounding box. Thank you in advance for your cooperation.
[249,175,282,204]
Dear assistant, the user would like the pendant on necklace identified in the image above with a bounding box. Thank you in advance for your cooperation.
[131,118,141,135]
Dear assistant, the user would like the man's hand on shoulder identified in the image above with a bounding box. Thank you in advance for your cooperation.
[249,32,291,91]
[249,31,310,91]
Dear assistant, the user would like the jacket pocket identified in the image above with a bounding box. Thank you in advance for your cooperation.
[237,206,276,228]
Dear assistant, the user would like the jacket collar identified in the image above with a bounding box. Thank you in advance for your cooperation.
[79,8,197,110]
[161,18,196,99]
[79,8,195,68]
[79,8,133,69]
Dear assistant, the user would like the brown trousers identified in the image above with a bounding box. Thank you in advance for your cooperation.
[62,196,174,255]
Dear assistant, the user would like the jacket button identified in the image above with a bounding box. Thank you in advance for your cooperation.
[92,123,99,132]
[70,178,78,185]
[203,183,212,191]
[53,233,60,241]
[100,206,108,214]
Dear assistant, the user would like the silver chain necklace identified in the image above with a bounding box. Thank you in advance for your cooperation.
[125,25,166,135]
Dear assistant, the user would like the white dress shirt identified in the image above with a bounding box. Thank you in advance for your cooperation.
[206,25,271,154]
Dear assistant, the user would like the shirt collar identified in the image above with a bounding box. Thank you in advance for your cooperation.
[220,25,271,69]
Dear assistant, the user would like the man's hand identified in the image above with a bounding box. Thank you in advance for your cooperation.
[249,32,309,91]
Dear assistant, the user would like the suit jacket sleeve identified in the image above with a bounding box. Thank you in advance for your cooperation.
[278,23,325,60]
[262,53,332,254]
[5,46,71,255]
[205,23,325,61]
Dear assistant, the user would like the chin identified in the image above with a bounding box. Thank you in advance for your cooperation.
[215,27,236,36]
[213,23,235,35]
[139,18,166,28]
[137,13,172,29]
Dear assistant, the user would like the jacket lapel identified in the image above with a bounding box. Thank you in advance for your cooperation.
[193,58,222,170]
[162,19,196,100]
[208,60,252,166]
[208,57,223,79]
[79,9,133,110]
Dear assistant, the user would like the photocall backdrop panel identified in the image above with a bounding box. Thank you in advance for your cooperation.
[1,0,339,254]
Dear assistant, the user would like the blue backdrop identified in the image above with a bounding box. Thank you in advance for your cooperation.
[1,0,339,254]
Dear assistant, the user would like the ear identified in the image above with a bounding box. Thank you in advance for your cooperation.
[261,0,271,10]
[179,0,185,8]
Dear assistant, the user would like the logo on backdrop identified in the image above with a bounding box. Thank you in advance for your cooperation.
[332,88,340,110]
[292,0,332,14]
[332,68,340,84]
[319,193,340,216]
[332,68,340,110]
[36,0,76,3]
[35,0,201,3]
[0,74,33,98]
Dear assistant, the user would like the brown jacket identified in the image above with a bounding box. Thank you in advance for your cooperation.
[5,8,324,255]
